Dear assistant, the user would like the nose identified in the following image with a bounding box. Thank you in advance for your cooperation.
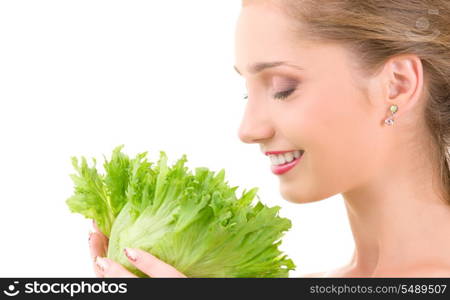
[237,102,275,144]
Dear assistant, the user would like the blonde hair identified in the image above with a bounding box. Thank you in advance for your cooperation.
[246,0,450,203]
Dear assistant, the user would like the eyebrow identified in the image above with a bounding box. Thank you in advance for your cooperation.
[233,61,303,75]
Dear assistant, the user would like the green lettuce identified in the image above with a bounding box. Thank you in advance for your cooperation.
[66,145,296,277]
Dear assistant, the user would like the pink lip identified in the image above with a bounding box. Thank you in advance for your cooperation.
[270,153,304,175]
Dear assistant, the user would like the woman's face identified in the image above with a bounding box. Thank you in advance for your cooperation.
[235,3,386,204]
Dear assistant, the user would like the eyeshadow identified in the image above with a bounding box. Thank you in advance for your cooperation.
[271,76,299,91]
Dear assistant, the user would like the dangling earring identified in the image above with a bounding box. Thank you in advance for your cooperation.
[384,105,398,126]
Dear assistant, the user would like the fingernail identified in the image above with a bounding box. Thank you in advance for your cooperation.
[124,248,137,262]
[95,256,108,271]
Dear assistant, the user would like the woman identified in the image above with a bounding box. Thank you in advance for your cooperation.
[89,0,450,277]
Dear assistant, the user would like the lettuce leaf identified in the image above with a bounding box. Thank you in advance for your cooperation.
[66,145,296,277]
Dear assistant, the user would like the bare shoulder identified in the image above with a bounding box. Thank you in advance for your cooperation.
[389,268,450,277]
[374,263,450,277]
[374,270,450,277]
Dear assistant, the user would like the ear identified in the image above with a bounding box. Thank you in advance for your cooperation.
[382,54,424,120]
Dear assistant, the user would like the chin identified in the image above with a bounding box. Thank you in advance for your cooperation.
[279,181,333,204]
[279,187,321,204]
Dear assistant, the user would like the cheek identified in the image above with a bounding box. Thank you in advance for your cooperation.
[279,83,382,202]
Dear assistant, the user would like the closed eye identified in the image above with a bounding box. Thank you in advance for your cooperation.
[274,88,296,100]
[242,88,296,101]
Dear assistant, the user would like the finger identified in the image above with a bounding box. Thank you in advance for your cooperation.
[89,230,109,277]
[89,231,108,255]
[92,220,108,239]
[124,248,187,278]
[95,256,138,278]
[91,221,109,254]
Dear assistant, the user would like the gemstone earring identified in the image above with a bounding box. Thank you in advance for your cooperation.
[384,105,398,126]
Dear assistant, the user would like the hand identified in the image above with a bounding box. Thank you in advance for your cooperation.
[88,221,187,278]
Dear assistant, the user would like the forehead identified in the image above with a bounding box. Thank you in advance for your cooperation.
[234,4,362,80]
[234,4,316,70]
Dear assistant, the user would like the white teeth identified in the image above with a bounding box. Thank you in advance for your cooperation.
[269,150,303,166]
[276,154,286,165]
[284,152,294,163]
[270,155,278,165]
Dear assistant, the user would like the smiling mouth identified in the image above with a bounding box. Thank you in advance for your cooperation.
[270,151,304,175]
[268,150,304,166]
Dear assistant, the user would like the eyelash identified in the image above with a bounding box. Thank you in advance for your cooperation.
[242,89,296,101]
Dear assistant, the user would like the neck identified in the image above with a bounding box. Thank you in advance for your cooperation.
[342,138,450,275]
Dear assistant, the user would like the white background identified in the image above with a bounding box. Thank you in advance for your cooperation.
[0,0,353,277]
